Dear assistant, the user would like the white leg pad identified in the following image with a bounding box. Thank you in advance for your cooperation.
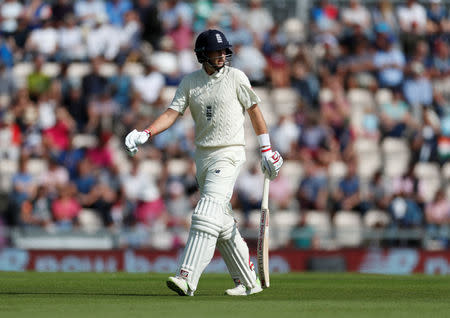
[217,222,258,289]
[176,196,224,291]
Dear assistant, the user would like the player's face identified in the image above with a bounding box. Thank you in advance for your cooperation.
[207,49,226,67]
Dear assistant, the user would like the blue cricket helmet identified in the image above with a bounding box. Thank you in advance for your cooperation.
[194,29,233,64]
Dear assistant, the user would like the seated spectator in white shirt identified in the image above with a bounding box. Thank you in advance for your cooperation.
[341,0,372,31]
[86,15,121,61]
[75,0,107,28]
[0,0,24,35]
[232,41,267,86]
[26,19,58,58]
[246,0,274,42]
[397,0,427,34]
[132,62,165,106]
[57,14,87,62]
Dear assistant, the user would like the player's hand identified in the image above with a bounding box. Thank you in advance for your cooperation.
[124,129,150,156]
[260,147,283,180]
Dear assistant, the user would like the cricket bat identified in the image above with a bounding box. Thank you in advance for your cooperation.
[257,175,270,288]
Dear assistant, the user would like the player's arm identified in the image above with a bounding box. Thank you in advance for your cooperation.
[124,108,180,156]
[247,104,283,180]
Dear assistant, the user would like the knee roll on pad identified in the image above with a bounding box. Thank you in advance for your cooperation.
[191,196,226,236]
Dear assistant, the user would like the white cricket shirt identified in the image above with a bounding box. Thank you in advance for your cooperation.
[169,66,260,147]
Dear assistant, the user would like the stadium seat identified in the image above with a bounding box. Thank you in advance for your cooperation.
[347,88,375,110]
[381,138,410,178]
[283,18,305,43]
[374,88,393,106]
[123,62,144,77]
[271,87,299,116]
[27,158,48,178]
[354,138,381,179]
[12,62,33,88]
[99,62,118,77]
[78,209,103,233]
[67,63,91,79]
[72,134,98,148]
[281,160,303,190]
[0,159,18,192]
[328,161,347,189]
[272,209,300,248]
[414,162,441,202]
[167,159,188,176]
[42,63,61,78]
[334,210,363,248]
[363,210,391,228]
[138,159,162,178]
[304,210,332,248]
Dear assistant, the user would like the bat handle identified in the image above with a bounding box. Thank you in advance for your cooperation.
[261,175,270,209]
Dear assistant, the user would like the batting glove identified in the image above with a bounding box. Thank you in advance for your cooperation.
[124,129,150,156]
[260,145,283,180]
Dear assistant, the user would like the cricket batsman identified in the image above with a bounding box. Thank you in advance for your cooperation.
[125,29,283,296]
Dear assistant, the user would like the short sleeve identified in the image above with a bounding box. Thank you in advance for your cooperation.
[168,78,189,115]
[235,69,261,110]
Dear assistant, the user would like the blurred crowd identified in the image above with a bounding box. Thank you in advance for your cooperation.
[0,0,450,250]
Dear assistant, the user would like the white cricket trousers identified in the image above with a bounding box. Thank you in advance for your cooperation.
[175,145,258,292]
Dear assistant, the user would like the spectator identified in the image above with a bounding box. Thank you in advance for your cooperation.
[430,40,450,79]
[397,0,427,35]
[425,189,450,248]
[290,214,318,250]
[403,62,433,117]
[38,156,70,198]
[51,0,74,25]
[75,0,107,28]
[160,0,193,33]
[25,19,58,59]
[310,0,340,35]
[0,0,24,36]
[210,0,241,32]
[291,58,319,107]
[331,160,369,215]
[271,114,301,159]
[236,163,264,226]
[372,1,398,35]
[11,155,36,206]
[86,88,120,133]
[227,14,253,47]
[0,61,16,96]
[297,161,328,211]
[232,42,267,86]
[27,55,51,101]
[269,169,294,210]
[22,0,52,29]
[81,57,108,100]
[86,15,122,61]
[132,62,165,105]
[58,135,85,179]
[108,62,132,110]
[19,185,53,230]
[373,32,405,91]
[245,0,274,43]
[52,182,81,231]
[426,0,448,34]
[105,0,132,27]
[135,0,162,49]
[57,14,87,62]
[379,90,415,138]
[341,0,371,32]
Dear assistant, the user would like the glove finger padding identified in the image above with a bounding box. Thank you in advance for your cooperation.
[263,151,283,180]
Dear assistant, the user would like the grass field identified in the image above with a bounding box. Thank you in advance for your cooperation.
[0,272,449,318]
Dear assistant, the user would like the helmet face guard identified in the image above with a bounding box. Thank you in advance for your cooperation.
[195,29,233,70]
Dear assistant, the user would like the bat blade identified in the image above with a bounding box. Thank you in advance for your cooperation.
[257,176,270,288]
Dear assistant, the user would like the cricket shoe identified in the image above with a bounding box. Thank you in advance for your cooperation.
[225,278,263,296]
[166,276,194,296]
